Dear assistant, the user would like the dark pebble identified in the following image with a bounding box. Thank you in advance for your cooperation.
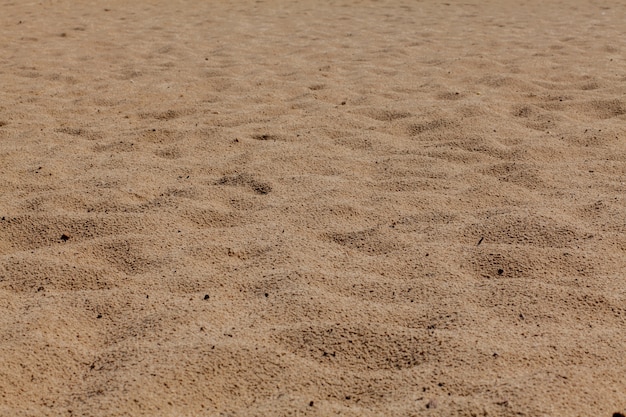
[426,399,437,409]
[204,294,210,300]
[309,401,314,407]
[613,413,625,417]
[497,268,504,275]
[60,234,70,241]
[97,314,102,319]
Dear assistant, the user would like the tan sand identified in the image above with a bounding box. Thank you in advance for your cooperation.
[1,0,626,415]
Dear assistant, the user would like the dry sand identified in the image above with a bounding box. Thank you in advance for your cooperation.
[1,0,626,415]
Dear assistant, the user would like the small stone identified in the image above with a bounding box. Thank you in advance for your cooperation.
[497,268,504,275]
[309,401,314,407]
[60,234,70,242]
[204,294,210,300]
[97,314,102,319]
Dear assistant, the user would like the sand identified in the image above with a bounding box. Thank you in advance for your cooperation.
[1,0,626,415]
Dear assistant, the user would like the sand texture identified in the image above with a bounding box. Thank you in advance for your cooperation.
[1,0,626,415]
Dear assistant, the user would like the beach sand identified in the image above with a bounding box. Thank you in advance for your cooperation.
[1,0,625,415]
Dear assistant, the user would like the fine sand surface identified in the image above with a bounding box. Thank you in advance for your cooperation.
[1,0,626,415]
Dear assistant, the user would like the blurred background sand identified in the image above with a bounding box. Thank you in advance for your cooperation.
[1,0,625,415]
